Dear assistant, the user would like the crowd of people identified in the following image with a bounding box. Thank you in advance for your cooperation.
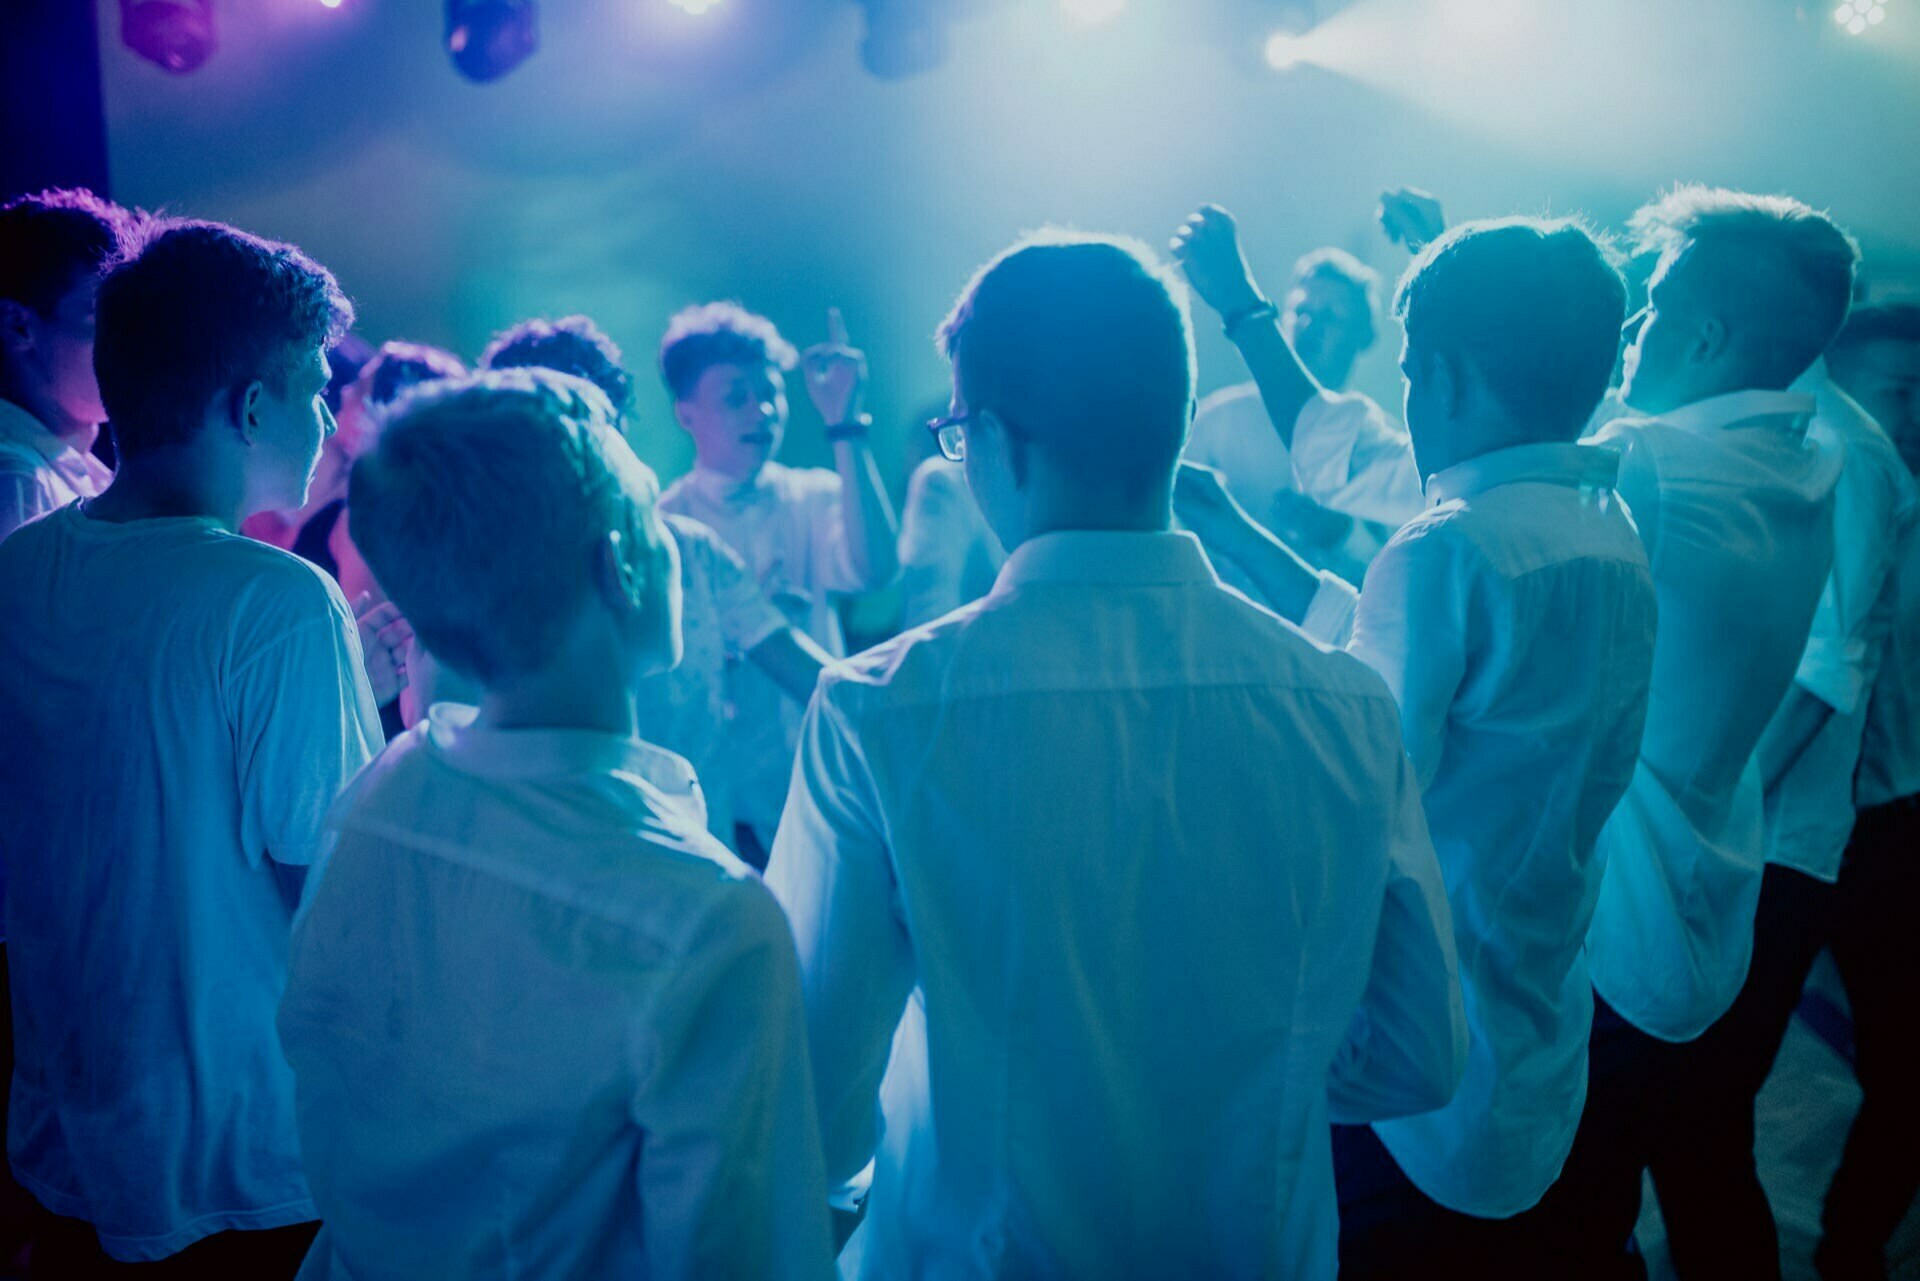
[0,176,1914,1281]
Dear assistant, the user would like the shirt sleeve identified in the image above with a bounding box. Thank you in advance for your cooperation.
[1347,527,1472,788]
[765,679,917,1193]
[230,572,385,869]
[632,883,837,1281]
[1299,570,1361,649]
[1290,392,1425,527]
[0,457,57,544]
[1593,422,1663,563]
[897,462,969,629]
[1327,743,1467,1125]
[1796,445,1909,716]
[804,470,867,597]
[685,519,788,657]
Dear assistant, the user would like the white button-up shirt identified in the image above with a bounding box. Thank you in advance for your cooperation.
[0,504,382,1261]
[634,514,788,841]
[280,704,834,1281]
[1760,364,1920,876]
[1287,388,1426,527]
[1306,442,1657,1217]
[1583,391,1842,1041]
[0,397,112,542]
[896,456,1004,629]
[1858,538,1920,808]
[660,462,864,836]
[768,530,1465,1281]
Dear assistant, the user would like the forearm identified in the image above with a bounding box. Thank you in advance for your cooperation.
[1206,513,1325,624]
[835,440,900,588]
[1227,315,1319,453]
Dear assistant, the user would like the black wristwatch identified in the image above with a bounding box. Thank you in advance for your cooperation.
[825,413,873,443]
[1221,297,1280,339]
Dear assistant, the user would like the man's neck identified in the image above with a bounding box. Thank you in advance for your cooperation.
[478,648,638,738]
[0,381,99,455]
[85,445,246,530]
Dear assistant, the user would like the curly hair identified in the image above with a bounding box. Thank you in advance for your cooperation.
[657,302,797,401]
[95,220,354,456]
[481,315,632,421]
[0,187,139,314]
[357,340,466,410]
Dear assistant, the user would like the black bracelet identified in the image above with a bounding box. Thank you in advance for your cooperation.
[825,413,873,442]
[1221,298,1279,338]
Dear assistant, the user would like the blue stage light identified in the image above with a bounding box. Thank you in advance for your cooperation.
[445,0,539,82]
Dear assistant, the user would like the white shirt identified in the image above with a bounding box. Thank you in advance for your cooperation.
[1583,391,1842,1041]
[660,462,864,835]
[0,397,112,542]
[279,705,834,1281]
[895,456,1004,629]
[1760,364,1920,877]
[1857,538,1920,807]
[634,514,788,841]
[767,530,1465,1281]
[1288,388,1427,527]
[1306,443,1657,1217]
[0,504,382,1261]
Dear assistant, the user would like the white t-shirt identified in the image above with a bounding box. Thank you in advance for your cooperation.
[768,530,1464,1281]
[1760,364,1920,877]
[280,705,834,1281]
[659,463,866,837]
[1287,388,1427,527]
[0,503,382,1261]
[1582,392,1842,1041]
[895,456,1004,629]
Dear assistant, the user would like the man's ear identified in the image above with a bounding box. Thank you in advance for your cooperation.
[233,379,267,444]
[0,300,37,360]
[1692,315,1728,367]
[670,398,696,435]
[980,409,1029,488]
[1429,349,1466,418]
[596,528,645,615]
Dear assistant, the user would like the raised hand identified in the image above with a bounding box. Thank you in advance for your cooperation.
[1173,460,1250,538]
[1378,187,1446,253]
[800,307,869,429]
[1170,204,1264,319]
[353,592,414,707]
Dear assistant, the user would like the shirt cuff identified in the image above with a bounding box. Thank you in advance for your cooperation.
[1300,571,1359,648]
[1796,636,1869,717]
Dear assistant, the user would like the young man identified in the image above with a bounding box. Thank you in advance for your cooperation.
[656,303,898,858]
[767,232,1465,1279]
[278,368,833,1281]
[1537,187,1852,1280]
[1174,210,1658,1278]
[0,220,384,1273]
[0,188,134,541]
[481,314,830,848]
[1817,301,1920,1281]
[895,449,1004,628]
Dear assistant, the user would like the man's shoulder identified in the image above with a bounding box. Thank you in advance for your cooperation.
[1210,579,1402,703]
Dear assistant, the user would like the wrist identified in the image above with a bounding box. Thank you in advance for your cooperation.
[1220,296,1279,340]
[825,413,873,444]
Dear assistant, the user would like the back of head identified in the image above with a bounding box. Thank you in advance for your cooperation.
[1827,300,1920,372]
[356,340,466,413]
[658,302,796,401]
[1630,185,1859,389]
[1292,247,1379,302]
[348,368,659,690]
[96,220,353,455]
[482,315,631,423]
[937,231,1195,492]
[1827,300,1920,459]
[0,188,136,315]
[1396,216,1627,441]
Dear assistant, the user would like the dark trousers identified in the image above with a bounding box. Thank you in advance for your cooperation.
[1530,991,1783,1281]
[1820,796,1920,1280]
[30,1215,317,1279]
[1333,1122,1555,1280]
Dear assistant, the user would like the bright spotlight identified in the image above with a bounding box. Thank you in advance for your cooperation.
[319,0,342,7]
[445,0,539,81]
[1264,30,1308,70]
[857,0,949,80]
[1061,0,1126,25]
[1835,0,1890,32]
[668,0,721,12]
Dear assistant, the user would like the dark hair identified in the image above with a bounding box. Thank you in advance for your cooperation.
[1629,185,1859,387]
[1396,217,1627,440]
[658,302,797,401]
[1830,300,1920,355]
[95,220,353,455]
[358,340,466,410]
[937,231,1195,490]
[0,188,136,314]
[483,315,631,420]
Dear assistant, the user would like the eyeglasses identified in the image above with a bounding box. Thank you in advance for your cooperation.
[924,411,972,462]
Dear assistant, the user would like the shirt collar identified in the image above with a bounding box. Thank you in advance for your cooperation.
[989,529,1217,597]
[425,701,701,801]
[0,398,108,484]
[1656,389,1817,440]
[1425,441,1620,507]
[687,463,773,507]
